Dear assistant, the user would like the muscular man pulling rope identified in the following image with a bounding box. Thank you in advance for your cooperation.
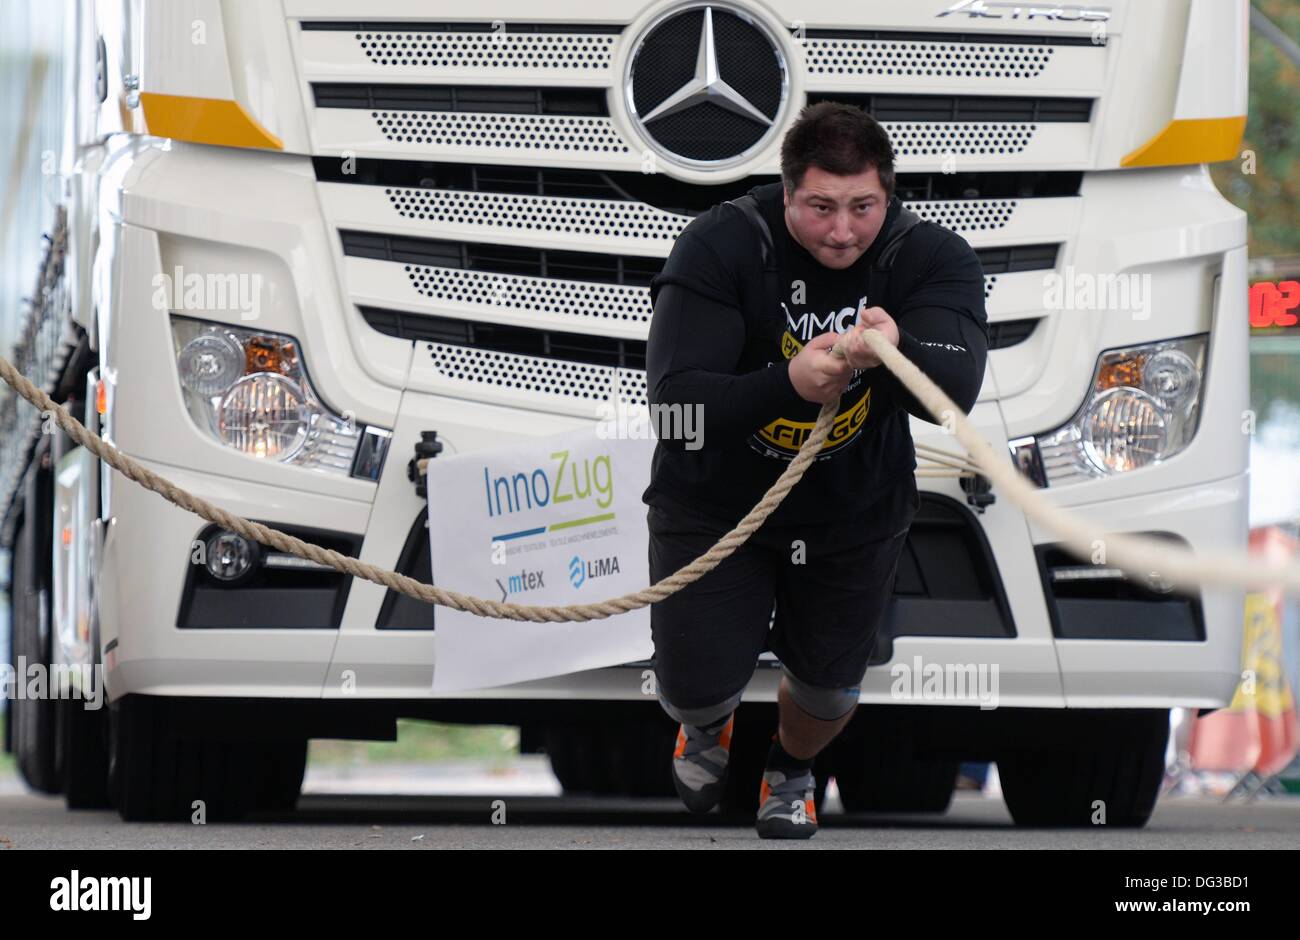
[643,103,989,839]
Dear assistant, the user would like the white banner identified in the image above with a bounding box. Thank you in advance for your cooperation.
[428,427,655,693]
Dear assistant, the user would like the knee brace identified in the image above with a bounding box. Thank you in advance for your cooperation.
[657,686,743,729]
[783,667,860,721]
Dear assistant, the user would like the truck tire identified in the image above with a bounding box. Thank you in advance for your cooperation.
[997,709,1170,828]
[250,739,308,812]
[9,514,60,795]
[605,717,676,798]
[542,723,619,795]
[542,718,679,798]
[60,695,110,809]
[825,707,959,814]
[107,695,258,822]
[834,754,960,814]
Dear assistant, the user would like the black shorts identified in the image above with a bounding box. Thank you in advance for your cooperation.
[646,473,920,710]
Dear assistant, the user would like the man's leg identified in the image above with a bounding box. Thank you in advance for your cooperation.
[656,689,743,731]
[757,476,919,838]
[776,670,859,760]
[656,687,743,812]
[751,668,862,839]
[647,502,775,812]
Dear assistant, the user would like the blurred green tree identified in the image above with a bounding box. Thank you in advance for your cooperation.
[1212,1,1300,258]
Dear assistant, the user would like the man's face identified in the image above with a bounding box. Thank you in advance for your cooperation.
[783,164,890,270]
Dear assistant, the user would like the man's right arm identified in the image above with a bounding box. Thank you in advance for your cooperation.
[646,282,806,452]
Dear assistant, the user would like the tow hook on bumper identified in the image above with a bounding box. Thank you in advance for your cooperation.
[960,473,995,513]
[407,430,444,499]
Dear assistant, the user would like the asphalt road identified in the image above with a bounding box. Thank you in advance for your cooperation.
[2,784,1298,849]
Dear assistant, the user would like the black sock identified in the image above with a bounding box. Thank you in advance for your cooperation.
[696,713,731,736]
[766,735,814,773]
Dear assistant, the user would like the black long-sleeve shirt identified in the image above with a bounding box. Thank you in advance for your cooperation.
[643,182,989,529]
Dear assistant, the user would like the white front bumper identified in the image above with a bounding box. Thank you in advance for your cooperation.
[98,384,1247,711]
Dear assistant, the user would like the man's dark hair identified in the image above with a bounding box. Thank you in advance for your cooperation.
[780,101,896,200]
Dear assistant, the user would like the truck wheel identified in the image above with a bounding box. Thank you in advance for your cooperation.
[252,740,308,812]
[605,716,676,797]
[542,719,678,797]
[9,515,60,795]
[834,754,960,813]
[542,724,619,795]
[107,695,257,822]
[997,709,1169,828]
[60,695,110,809]
[826,707,959,813]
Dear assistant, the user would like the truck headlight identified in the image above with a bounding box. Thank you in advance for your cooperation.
[171,316,386,477]
[218,373,309,460]
[1009,335,1207,486]
[1080,387,1168,473]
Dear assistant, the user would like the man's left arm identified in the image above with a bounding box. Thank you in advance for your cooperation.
[868,235,990,423]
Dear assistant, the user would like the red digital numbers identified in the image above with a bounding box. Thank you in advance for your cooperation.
[1250,280,1300,328]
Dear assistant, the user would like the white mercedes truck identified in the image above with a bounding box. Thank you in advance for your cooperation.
[1,0,1251,824]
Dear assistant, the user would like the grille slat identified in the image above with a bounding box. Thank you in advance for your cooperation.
[976,243,1059,274]
[799,28,1103,46]
[312,83,608,115]
[300,21,1091,45]
[309,111,1090,164]
[342,228,1056,281]
[300,21,626,34]
[987,318,1040,348]
[359,302,1035,362]
[340,230,663,286]
[316,83,1091,125]
[807,92,1091,123]
[342,230,1054,337]
[313,157,1081,208]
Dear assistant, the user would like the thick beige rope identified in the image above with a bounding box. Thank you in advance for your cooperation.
[854,331,1300,598]
[2,329,1296,624]
[0,349,841,622]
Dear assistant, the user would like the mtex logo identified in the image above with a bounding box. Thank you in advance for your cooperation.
[495,568,545,602]
[569,554,621,589]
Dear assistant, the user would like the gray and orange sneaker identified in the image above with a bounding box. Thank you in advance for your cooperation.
[756,768,819,839]
[670,714,735,814]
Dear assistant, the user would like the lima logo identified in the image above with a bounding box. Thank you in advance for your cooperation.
[570,554,620,589]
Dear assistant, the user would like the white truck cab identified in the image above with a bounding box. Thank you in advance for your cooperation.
[2,0,1251,824]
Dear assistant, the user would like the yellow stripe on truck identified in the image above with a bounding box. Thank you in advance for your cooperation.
[1121,116,1247,168]
[138,93,284,151]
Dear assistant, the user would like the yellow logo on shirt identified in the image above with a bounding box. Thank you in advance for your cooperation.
[756,387,871,455]
[780,331,803,360]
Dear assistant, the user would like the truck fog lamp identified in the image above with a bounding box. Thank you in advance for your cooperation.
[205,530,258,581]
